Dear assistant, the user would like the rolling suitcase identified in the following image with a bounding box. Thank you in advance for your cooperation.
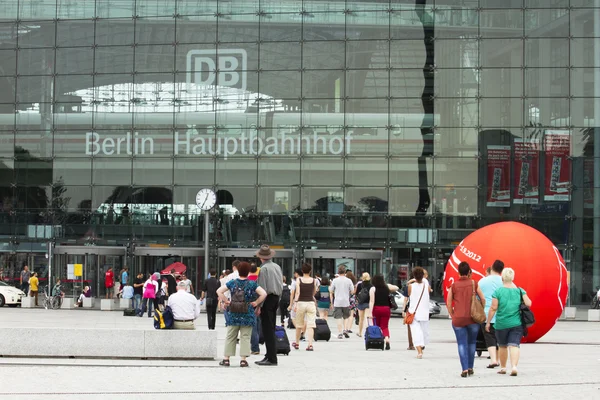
[365,319,385,351]
[123,308,137,316]
[313,318,331,342]
[275,325,291,355]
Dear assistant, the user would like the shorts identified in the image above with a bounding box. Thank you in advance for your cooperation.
[481,323,497,348]
[295,301,317,328]
[333,307,350,319]
[356,303,369,311]
[495,326,524,348]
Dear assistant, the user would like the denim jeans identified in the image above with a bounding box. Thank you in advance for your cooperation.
[141,297,154,317]
[452,323,480,371]
[133,294,142,311]
[251,315,260,353]
[223,308,231,326]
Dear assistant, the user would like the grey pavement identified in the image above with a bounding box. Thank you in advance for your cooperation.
[0,308,598,400]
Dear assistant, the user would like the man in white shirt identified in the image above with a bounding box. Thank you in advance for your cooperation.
[330,265,355,339]
[168,282,201,330]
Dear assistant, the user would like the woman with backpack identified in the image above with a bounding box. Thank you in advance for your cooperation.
[355,272,372,337]
[140,274,158,318]
[216,261,267,367]
[368,274,399,350]
[316,276,331,319]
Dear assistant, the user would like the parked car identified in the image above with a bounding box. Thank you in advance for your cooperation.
[391,291,441,318]
[0,281,26,307]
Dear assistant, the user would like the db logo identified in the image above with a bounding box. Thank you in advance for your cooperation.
[186,49,247,90]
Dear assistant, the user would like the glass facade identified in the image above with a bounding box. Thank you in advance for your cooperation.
[0,0,599,303]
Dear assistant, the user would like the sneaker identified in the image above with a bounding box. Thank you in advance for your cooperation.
[346,330,353,334]
[343,331,350,339]
[338,334,344,339]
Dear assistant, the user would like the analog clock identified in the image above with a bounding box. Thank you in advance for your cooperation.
[195,188,217,211]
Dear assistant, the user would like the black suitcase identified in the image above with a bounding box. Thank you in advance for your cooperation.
[476,324,488,357]
[275,326,291,355]
[313,319,331,342]
[287,317,295,330]
[123,308,137,316]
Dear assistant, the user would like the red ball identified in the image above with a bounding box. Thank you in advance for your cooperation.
[443,221,568,343]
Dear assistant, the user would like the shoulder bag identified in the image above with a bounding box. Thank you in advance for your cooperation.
[403,284,425,325]
[470,280,486,324]
[519,288,535,330]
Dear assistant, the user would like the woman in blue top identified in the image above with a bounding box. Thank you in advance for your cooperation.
[316,276,331,319]
[486,267,532,377]
[217,261,267,367]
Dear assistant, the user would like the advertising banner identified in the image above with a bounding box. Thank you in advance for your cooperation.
[513,139,540,204]
[544,130,571,202]
[486,145,511,207]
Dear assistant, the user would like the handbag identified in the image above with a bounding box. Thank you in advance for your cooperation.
[470,280,486,324]
[519,288,535,328]
[388,292,398,310]
[403,284,425,325]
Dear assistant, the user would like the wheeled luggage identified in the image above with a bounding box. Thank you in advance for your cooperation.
[275,325,291,355]
[476,324,488,357]
[313,318,331,342]
[365,320,385,351]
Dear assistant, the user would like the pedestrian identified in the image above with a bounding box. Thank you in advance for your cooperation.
[330,265,355,339]
[20,265,30,295]
[52,278,64,298]
[180,273,193,294]
[279,276,291,326]
[368,274,399,350]
[248,263,259,281]
[121,266,129,286]
[255,244,283,366]
[345,271,358,334]
[133,272,144,312]
[29,272,39,306]
[406,267,430,357]
[355,272,371,337]
[104,266,114,299]
[220,261,240,327]
[446,261,486,377]
[248,263,261,355]
[155,272,166,311]
[75,286,91,307]
[316,276,332,319]
[169,281,201,329]
[486,267,532,377]
[217,261,267,367]
[292,263,318,351]
[140,274,158,318]
[479,260,505,368]
[201,268,220,330]
[164,269,177,299]
[288,268,305,336]
[121,282,134,307]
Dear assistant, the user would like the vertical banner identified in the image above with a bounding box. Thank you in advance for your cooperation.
[544,130,571,201]
[513,139,540,204]
[486,145,511,207]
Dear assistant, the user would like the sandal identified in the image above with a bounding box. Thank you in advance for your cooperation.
[219,359,230,367]
[497,369,507,375]
[487,363,500,369]
[467,368,474,376]
[306,345,314,351]
[407,346,415,350]
[460,371,468,378]
[240,360,249,367]
[292,342,299,350]
[510,369,518,377]
[416,354,423,359]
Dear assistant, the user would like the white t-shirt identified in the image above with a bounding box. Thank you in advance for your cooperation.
[221,270,239,300]
[330,276,354,308]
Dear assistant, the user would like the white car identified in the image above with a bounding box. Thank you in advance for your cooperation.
[0,281,26,307]
[391,291,441,318]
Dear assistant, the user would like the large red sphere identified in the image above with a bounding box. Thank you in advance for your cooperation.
[443,221,568,343]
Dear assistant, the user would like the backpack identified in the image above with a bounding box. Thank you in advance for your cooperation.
[357,285,370,304]
[229,281,249,313]
[280,284,291,305]
[154,305,174,329]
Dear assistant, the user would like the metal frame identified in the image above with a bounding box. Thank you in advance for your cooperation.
[54,245,126,256]
[303,249,383,260]
[133,247,204,257]
[217,248,295,259]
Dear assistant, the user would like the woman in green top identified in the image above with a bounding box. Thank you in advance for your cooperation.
[486,268,532,377]
[316,276,331,319]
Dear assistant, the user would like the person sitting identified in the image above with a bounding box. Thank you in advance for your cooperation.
[75,286,92,307]
[168,281,201,330]
[122,283,134,307]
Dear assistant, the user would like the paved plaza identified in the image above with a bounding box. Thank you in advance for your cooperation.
[0,308,598,400]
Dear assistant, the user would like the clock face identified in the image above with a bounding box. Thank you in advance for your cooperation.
[195,189,217,211]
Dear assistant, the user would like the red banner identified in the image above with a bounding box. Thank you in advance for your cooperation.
[544,130,571,202]
[513,139,540,205]
[486,145,511,207]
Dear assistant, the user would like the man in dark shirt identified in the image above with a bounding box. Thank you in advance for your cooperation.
[133,273,144,311]
[163,269,177,299]
[201,269,220,330]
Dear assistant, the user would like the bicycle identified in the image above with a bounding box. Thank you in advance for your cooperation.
[41,286,63,310]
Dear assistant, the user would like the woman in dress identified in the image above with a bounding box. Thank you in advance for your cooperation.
[355,272,372,337]
[446,261,486,377]
[486,267,532,376]
[316,276,331,319]
[368,274,399,350]
[407,267,431,359]
[216,261,267,367]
